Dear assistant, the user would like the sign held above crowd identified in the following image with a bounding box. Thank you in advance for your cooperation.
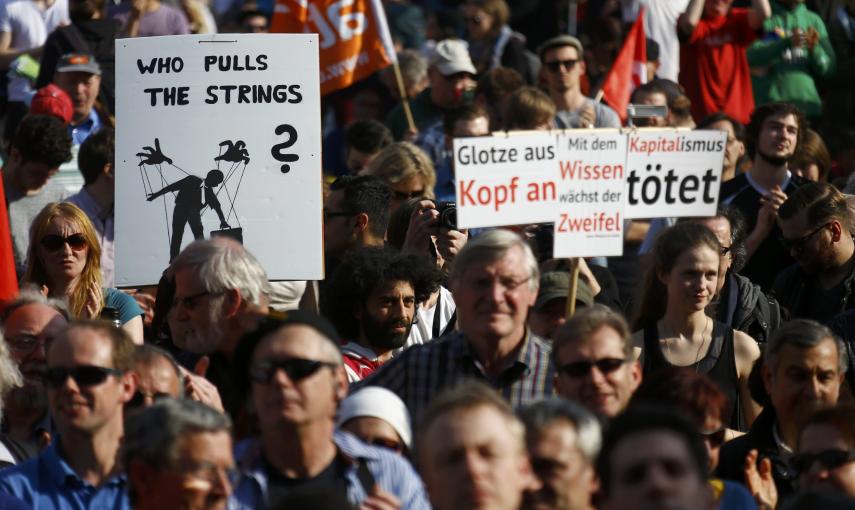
[453,128,727,259]
[115,34,324,287]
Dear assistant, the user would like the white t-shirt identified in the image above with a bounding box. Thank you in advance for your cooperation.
[0,0,68,101]
[405,286,456,348]
[624,0,690,82]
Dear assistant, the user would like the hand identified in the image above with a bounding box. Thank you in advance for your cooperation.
[130,0,146,15]
[435,227,468,267]
[146,193,156,202]
[127,290,155,327]
[806,27,819,50]
[755,186,787,237]
[359,486,401,510]
[214,140,250,165]
[402,127,419,144]
[83,283,103,319]
[744,449,778,510]
[401,200,439,257]
[179,357,225,413]
[579,103,596,129]
[791,28,805,48]
[136,138,173,166]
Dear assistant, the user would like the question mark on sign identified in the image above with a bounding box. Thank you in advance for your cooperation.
[270,124,299,173]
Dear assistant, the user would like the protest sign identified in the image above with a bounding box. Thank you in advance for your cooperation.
[624,130,726,218]
[454,129,726,258]
[115,34,323,286]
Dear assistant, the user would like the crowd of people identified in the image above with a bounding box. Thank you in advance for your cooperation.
[0,0,852,509]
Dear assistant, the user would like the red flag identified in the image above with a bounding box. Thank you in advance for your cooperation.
[601,9,647,123]
[270,0,396,96]
[0,177,18,309]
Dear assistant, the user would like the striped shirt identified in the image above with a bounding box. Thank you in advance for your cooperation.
[360,330,555,423]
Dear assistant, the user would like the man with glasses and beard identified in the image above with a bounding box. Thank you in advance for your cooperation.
[321,247,442,382]
[720,102,810,291]
[0,320,136,508]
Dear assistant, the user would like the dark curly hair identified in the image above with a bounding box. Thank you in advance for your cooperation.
[329,175,392,239]
[12,114,72,167]
[320,247,442,340]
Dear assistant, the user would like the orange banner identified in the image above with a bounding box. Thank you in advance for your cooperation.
[271,0,395,96]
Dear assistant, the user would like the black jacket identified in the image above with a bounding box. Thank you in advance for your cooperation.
[826,309,855,393]
[717,408,797,501]
[717,272,782,344]
[771,260,855,323]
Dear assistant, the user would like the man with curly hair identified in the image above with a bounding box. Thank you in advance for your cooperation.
[320,247,442,382]
[2,114,72,276]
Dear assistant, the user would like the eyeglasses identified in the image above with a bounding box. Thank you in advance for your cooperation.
[249,358,338,384]
[45,365,123,389]
[701,427,727,448]
[128,390,172,408]
[392,189,426,201]
[365,437,405,453]
[791,449,855,476]
[173,291,223,311]
[545,59,579,73]
[779,222,830,254]
[40,234,87,252]
[558,358,629,378]
[6,334,45,354]
[323,209,354,222]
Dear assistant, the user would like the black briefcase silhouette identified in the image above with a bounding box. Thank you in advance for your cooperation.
[210,227,243,244]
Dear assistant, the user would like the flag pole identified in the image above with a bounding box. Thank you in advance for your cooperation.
[565,258,581,318]
[392,61,417,133]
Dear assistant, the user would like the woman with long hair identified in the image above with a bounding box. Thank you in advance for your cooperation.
[24,202,143,343]
[632,223,761,429]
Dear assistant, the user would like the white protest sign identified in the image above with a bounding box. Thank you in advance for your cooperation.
[115,34,322,286]
[624,130,726,219]
[553,132,626,258]
[454,134,558,228]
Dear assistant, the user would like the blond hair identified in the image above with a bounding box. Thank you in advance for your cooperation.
[363,142,436,199]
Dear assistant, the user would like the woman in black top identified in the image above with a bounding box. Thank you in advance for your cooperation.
[631,223,761,430]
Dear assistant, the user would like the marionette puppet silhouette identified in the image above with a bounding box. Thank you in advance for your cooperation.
[137,138,250,261]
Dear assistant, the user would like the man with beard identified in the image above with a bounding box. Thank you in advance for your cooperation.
[518,398,601,510]
[773,182,855,323]
[321,247,441,382]
[0,291,68,450]
[720,102,810,290]
[718,319,847,500]
[170,238,269,421]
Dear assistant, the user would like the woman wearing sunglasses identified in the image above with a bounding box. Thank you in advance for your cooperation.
[23,202,143,343]
[631,223,761,431]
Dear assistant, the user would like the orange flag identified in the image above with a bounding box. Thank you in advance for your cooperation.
[0,177,18,309]
[601,9,647,123]
[270,0,396,96]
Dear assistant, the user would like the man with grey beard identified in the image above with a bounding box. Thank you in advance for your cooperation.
[170,238,270,422]
[1,291,68,451]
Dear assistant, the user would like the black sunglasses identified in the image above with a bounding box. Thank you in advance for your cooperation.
[45,365,123,389]
[249,358,338,384]
[558,358,628,378]
[791,449,855,476]
[128,390,172,408]
[701,427,727,448]
[779,222,830,254]
[40,233,87,252]
[545,59,579,73]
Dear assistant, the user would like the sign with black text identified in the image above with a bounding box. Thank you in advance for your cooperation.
[115,34,323,286]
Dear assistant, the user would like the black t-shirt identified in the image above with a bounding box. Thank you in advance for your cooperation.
[804,278,848,324]
[264,453,351,509]
[720,173,810,291]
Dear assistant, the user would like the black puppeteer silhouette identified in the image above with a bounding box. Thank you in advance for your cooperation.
[137,138,249,261]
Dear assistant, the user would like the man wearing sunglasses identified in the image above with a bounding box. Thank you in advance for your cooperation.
[795,405,855,499]
[3,114,72,277]
[773,182,855,323]
[718,319,846,501]
[230,311,430,509]
[553,305,641,419]
[0,320,136,508]
[537,35,620,130]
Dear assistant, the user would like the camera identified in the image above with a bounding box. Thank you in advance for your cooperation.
[435,201,457,230]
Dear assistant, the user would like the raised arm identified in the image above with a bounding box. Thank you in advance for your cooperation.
[677,0,706,38]
[748,0,771,30]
